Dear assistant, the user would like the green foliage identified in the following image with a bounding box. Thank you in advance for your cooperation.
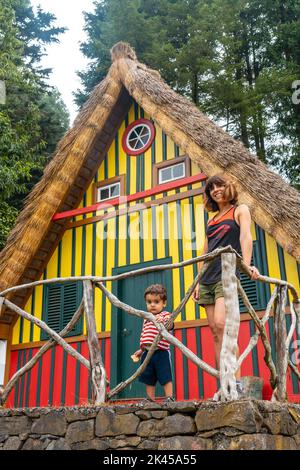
[77,0,300,188]
[0,0,69,250]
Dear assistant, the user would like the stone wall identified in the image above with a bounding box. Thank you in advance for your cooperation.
[0,400,300,450]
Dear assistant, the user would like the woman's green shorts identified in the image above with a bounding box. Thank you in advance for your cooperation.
[197,281,224,306]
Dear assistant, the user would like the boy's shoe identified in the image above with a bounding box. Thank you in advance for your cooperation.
[162,396,175,405]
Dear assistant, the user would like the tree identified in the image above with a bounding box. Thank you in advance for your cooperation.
[77,0,300,187]
[0,0,69,249]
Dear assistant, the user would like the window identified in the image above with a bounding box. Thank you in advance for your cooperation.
[122,118,156,156]
[153,156,190,187]
[158,162,185,184]
[41,282,83,340]
[97,182,120,202]
[93,175,125,204]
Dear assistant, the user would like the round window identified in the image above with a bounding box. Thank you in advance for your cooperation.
[122,118,156,156]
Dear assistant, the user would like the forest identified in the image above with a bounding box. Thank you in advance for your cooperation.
[0,0,299,249]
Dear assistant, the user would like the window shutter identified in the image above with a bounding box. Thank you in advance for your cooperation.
[42,282,83,340]
[238,241,267,312]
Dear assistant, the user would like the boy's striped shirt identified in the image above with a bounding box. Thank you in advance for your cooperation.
[140,311,171,351]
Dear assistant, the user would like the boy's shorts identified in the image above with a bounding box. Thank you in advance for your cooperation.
[138,349,172,386]
[197,281,224,306]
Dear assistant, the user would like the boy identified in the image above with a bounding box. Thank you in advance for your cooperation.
[132,284,174,403]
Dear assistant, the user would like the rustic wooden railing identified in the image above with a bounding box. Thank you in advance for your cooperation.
[0,245,299,406]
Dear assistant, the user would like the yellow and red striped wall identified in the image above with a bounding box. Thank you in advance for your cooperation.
[6,100,300,406]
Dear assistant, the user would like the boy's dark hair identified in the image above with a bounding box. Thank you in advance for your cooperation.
[144,284,167,302]
[204,173,238,212]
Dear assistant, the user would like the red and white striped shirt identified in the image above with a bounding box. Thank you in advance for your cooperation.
[140,311,171,351]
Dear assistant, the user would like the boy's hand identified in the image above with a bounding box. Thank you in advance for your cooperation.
[156,313,164,323]
[131,349,142,363]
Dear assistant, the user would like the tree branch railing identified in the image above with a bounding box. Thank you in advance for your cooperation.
[0,245,299,406]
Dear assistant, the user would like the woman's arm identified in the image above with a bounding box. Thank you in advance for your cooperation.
[236,204,260,280]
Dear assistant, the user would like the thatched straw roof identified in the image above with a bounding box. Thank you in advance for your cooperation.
[0,42,299,323]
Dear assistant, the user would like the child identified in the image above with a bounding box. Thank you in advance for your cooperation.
[132,284,174,403]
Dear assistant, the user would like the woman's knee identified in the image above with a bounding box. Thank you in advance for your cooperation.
[209,323,223,342]
[214,319,225,332]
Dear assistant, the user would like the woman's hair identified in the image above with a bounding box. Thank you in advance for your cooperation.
[144,284,167,302]
[204,174,238,212]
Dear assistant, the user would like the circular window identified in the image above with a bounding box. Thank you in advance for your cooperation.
[122,118,156,156]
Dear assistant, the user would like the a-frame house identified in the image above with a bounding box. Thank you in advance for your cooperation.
[0,42,299,406]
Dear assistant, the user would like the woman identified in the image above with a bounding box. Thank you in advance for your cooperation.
[192,174,260,379]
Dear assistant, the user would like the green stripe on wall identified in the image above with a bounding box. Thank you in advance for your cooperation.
[176,200,186,321]
[60,350,68,405]
[104,154,108,180]
[19,349,26,407]
[195,327,205,398]
[25,349,32,407]
[126,213,130,267]
[139,211,144,263]
[249,320,259,376]
[285,314,299,394]
[92,223,96,276]
[101,214,108,332]
[19,315,24,344]
[162,131,167,161]
[181,329,189,399]
[29,290,35,342]
[136,155,140,193]
[255,225,270,299]
[115,135,119,176]
[190,196,200,319]
[71,227,76,276]
[14,351,21,407]
[48,347,56,405]
[134,101,139,120]
[141,153,145,192]
[151,205,157,260]
[75,342,81,405]
[115,214,119,268]
[163,204,169,258]
[36,356,43,407]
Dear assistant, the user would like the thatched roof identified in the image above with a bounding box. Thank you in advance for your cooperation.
[0,42,299,322]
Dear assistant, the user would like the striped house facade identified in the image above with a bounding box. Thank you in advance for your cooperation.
[5,100,300,407]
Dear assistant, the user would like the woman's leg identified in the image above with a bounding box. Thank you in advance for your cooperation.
[204,304,220,370]
[205,298,241,377]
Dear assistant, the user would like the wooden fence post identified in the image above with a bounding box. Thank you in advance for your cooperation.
[217,253,240,401]
[83,281,106,404]
[274,285,288,401]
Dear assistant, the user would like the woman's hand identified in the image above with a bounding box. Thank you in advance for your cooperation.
[248,265,260,280]
[192,284,200,302]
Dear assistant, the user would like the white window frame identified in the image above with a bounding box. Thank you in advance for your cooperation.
[97,182,121,203]
[126,123,152,153]
[158,162,186,185]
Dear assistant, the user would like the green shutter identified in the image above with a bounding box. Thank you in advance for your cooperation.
[239,241,267,312]
[42,282,83,340]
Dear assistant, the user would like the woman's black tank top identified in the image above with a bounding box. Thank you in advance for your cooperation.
[200,205,241,285]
